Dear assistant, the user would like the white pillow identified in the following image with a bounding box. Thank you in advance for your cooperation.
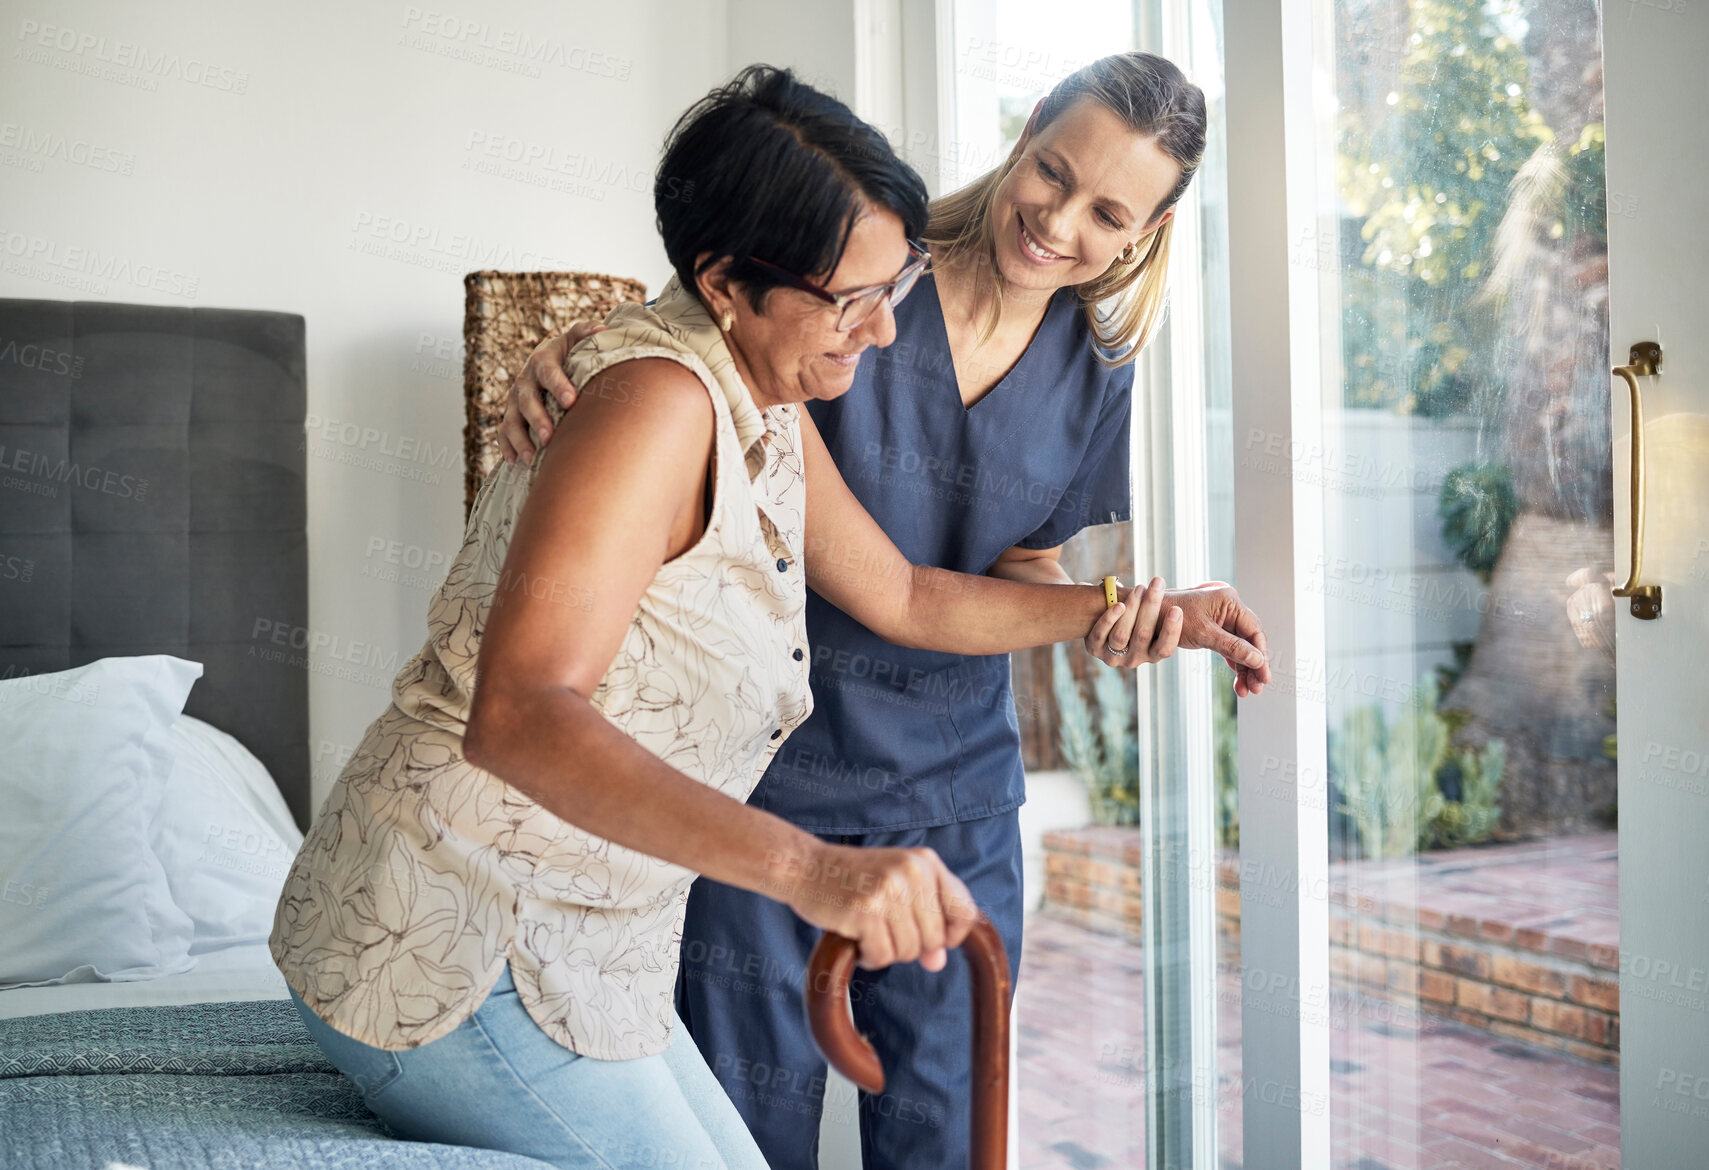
[0,656,202,986]
[151,715,303,955]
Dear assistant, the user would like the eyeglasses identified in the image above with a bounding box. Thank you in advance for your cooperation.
[746,242,930,332]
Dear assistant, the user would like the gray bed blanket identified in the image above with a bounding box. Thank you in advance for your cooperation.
[0,1001,553,1169]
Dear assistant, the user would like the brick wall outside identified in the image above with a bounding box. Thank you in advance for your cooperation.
[1041,827,1619,1065]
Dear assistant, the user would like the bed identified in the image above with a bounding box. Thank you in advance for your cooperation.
[0,299,554,1169]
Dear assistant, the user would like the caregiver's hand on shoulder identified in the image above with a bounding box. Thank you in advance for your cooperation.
[780,843,980,973]
[497,321,605,466]
[1085,577,1183,668]
[1167,581,1272,698]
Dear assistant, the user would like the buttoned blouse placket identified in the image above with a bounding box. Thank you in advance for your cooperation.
[745,406,811,757]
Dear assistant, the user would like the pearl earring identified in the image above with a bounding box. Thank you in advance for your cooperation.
[720,310,734,332]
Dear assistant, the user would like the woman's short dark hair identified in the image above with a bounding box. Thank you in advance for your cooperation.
[655,64,928,310]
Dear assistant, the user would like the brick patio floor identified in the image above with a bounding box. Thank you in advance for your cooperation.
[1045,832,1622,1064]
[1341,833,1619,967]
[1015,913,1621,1169]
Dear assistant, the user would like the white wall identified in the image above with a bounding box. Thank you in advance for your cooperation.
[1316,410,1485,726]
[1213,406,1488,725]
[0,0,741,803]
[727,0,857,98]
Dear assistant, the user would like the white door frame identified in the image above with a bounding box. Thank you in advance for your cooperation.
[1605,1,1709,1164]
[1222,0,1336,1162]
[1135,1,1230,1166]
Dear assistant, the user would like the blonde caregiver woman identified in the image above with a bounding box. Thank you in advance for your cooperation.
[271,66,1247,1170]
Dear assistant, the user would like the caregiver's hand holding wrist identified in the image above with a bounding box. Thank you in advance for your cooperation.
[1084,577,1183,667]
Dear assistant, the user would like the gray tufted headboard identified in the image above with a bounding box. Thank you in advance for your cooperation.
[0,299,310,828]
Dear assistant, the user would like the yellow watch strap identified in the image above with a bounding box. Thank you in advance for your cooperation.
[1102,576,1121,608]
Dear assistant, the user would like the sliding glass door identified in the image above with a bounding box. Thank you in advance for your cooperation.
[1199,0,1709,1164]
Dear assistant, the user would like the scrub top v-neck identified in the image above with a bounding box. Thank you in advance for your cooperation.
[750,272,1136,833]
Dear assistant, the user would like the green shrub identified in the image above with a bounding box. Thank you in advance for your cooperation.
[1052,643,1140,826]
[1438,462,1519,581]
[1213,663,1240,848]
[1332,685,1447,859]
[1054,658,1503,854]
[1330,676,1505,859]
[1433,738,1506,848]
[1562,123,1608,248]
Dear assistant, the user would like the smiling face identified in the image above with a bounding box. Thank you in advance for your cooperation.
[989,98,1184,294]
[698,205,910,410]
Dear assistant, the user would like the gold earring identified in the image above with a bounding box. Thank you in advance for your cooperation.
[720,310,734,332]
[1120,242,1138,264]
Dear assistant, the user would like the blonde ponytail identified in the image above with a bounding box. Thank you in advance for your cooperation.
[1078,214,1177,361]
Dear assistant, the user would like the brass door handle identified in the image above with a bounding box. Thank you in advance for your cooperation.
[1612,340,1663,620]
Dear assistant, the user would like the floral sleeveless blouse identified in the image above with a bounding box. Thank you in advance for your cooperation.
[271,277,813,1059]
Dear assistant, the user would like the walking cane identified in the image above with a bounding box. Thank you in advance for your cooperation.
[805,919,1012,1170]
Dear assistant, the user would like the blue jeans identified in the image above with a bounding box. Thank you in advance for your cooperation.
[290,964,769,1170]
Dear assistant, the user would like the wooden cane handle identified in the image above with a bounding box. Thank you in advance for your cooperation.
[805,919,1013,1170]
[804,932,885,1093]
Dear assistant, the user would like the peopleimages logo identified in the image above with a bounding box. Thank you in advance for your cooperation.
[0,227,198,298]
[398,7,632,81]
[0,335,83,377]
[0,122,135,175]
[0,440,149,500]
[461,132,658,203]
[0,664,99,707]
[346,210,577,277]
[300,412,459,486]
[303,413,461,469]
[14,19,251,93]
[858,441,1082,513]
[2,879,51,910]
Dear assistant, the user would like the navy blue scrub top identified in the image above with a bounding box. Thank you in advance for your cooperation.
[748,274,1135,833]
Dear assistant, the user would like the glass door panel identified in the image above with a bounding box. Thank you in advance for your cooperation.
[1194,0,1619,1163]
[1313,0,1618,1165]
